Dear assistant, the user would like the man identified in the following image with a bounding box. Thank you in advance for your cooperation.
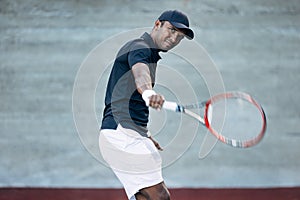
[99,10,194,200]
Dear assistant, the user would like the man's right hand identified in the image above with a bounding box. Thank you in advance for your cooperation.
[148,94,165,110]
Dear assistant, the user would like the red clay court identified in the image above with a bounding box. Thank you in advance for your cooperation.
[1,187,300,200]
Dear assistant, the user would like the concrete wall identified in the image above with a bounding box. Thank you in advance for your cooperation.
[1,0,300,188]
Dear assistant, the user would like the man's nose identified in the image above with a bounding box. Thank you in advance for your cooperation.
[170,33,179,43]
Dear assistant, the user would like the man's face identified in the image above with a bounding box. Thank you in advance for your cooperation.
[151,21,185,51]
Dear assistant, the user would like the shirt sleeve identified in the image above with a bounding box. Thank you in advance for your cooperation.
[128,42,152,69]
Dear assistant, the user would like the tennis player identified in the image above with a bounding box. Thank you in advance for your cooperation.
[99,10,194,200]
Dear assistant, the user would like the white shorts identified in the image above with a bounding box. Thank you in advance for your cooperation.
[99,124,163,200]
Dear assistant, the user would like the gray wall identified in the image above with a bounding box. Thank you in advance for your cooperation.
[1,0,300,188]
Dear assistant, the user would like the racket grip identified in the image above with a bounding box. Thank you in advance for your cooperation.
[163,101,179,112]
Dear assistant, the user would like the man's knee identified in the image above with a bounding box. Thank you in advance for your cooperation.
[139,183,171,200]
[154,185,170,200]
[158,188,170,200]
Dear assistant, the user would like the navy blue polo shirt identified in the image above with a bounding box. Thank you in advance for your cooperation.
[101,32,161,137]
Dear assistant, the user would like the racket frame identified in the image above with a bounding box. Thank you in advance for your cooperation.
[163,91,267,148]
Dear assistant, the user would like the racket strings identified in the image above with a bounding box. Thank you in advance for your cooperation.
[207,96,265,147]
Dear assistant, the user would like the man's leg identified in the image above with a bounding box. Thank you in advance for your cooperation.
[135,182,170,200]
[135,192,147,200]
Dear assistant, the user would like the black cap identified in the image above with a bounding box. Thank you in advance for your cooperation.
[158,10,194,40]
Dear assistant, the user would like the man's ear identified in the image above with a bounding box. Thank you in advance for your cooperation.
[153,20,161,30]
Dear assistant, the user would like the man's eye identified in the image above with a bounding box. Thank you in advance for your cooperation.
[168,27,176,33]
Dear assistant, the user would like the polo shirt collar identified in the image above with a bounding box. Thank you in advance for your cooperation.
[141,32,164,53]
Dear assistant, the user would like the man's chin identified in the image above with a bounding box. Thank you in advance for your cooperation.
[161,45,174,52]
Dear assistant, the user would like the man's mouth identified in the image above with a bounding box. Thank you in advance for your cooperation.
[165,40,174,48]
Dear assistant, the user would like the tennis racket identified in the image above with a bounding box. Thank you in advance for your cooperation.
[162,91,267,148]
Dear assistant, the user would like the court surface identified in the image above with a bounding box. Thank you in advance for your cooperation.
[1,187,300,200]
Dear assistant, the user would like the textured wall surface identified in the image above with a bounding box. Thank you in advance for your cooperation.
[1,0,300,188]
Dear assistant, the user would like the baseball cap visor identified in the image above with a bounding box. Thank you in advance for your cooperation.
[170,21,194,40]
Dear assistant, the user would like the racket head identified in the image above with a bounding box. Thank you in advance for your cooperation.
[203,92,267,148]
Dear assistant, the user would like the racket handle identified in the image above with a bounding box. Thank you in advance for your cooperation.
[163,101,180,112]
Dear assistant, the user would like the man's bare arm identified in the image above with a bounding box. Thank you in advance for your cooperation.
[131,62,152,94]
[131,63,164,109]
